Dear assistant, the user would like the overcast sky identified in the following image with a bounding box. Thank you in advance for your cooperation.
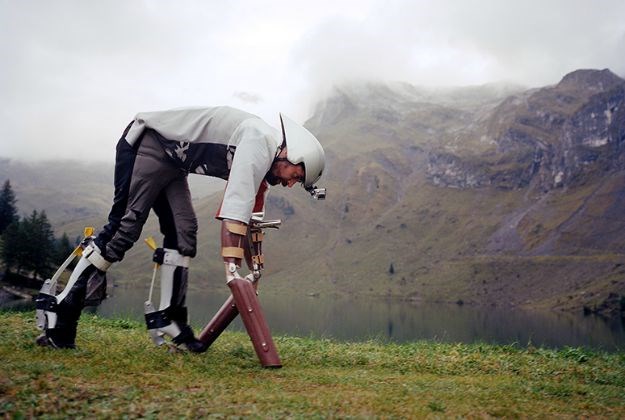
[1,0,624,162]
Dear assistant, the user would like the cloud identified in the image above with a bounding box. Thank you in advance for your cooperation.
[1,0,624,162]
[290,0,625,97]
[232,91,263,104]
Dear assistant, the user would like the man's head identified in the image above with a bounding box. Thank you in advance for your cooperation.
[265,147,305,187]
[265,114,325,189]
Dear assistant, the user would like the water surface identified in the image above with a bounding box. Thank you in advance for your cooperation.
[93,286,625,351]
[5,286,624,350]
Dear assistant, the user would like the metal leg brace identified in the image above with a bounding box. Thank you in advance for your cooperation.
[35,227,111,348]
[143,239,205,353]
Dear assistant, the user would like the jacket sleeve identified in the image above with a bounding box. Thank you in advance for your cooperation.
[216,128,274,223]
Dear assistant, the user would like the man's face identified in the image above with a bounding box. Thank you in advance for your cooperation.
[266,161,305,187]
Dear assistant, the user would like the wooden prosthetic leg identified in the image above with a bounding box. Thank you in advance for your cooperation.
[227,277,281,368]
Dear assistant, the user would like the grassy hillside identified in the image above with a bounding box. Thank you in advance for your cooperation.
[0,158,223,224]
[0,159,114,224]
[2,311,624,417]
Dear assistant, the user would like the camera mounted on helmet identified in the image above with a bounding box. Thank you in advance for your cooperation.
[305,185,326,200]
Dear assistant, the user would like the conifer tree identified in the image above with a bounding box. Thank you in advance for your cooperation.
[1,210,56,279]
[54,233,74,266]
[24,210,55,279]
[0,180,17,235]
[1,220,22,274]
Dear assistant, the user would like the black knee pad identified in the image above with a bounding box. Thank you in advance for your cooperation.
[165,306,188,326]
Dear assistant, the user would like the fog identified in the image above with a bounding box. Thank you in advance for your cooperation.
[1,0,624,162]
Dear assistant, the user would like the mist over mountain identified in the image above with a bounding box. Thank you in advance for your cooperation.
[3,69,625,317]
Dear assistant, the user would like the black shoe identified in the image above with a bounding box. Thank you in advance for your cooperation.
[43,327,77,349]
[172,325,207,353]
[35,333,51,347]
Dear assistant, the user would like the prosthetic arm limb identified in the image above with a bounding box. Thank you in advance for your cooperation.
[198,218,257,346]
[199,182,270,346]
[198,215,282,367]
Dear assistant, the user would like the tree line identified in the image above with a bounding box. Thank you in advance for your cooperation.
[0,180,74,280]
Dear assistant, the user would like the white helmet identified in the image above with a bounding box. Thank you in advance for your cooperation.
[279,113,325,188]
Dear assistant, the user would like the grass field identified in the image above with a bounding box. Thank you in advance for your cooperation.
[1,311,624,418]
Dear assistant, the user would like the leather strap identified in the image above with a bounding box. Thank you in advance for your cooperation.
[222,246,244,259]
[225,222,248,236]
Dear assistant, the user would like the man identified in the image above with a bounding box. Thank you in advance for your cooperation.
[36,106,325,351]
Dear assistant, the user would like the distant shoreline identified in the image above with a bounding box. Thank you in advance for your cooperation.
[0,285,32,304]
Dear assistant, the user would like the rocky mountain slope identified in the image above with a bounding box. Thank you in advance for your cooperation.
[268,68,625,316]
[3,69,625,317]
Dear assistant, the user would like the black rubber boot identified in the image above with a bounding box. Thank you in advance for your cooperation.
[41,296,84,349]
[44,324,78,349]
[38,265,95,349]
[167,306,206,353]
[172,325,208,353]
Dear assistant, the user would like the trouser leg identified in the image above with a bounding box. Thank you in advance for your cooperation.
[152,175,198,258]
[95,126,140,251]
[144,178,204,352]
[104,130,183,262]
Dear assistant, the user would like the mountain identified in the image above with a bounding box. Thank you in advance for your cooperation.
[0,159,223,224]
[0,159,114,224]
[270,68,625,317]
[2,69,625,317]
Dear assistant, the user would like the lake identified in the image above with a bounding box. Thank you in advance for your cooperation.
[4,286,624,350]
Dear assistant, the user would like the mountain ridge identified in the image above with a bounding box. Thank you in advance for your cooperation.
[2,68,625,318]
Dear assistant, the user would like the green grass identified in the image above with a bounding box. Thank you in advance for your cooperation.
[1,311,624,418]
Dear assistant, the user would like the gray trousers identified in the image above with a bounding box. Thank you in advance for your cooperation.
[104,130,198,262]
